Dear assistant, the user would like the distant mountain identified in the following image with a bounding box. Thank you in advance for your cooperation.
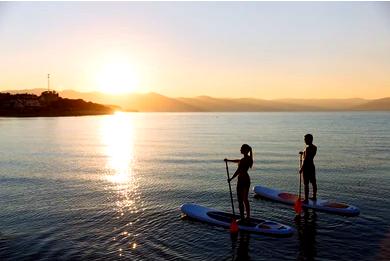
[60,90,199,112]
[177,96,319,111]
[276,98,368,110]
[2,89,390,112]
[352,97,390,111]
[121,92,200,112]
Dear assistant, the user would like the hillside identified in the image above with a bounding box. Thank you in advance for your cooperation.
[177,96,319,111]
[277,98,368,110]
[0,91,114,117]
[352,97,390,111]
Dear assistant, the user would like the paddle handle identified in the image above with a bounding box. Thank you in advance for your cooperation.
[225,161,236,216]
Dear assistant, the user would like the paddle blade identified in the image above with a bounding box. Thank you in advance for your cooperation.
[294,199,302,215]
[230,218,239,233]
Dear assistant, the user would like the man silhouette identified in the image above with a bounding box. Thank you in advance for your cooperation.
[299,134,317,203]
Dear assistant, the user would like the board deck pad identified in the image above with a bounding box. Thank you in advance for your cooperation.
[207,211,263,227]
[181,203,293,237]
[278,192,299,201]
[253,185,360,216]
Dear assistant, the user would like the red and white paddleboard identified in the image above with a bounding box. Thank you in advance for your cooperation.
[253,185,360,216]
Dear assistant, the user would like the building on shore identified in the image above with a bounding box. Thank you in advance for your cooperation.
[0,91,60,112]
[39,90,59,105]
[0,93,41,111]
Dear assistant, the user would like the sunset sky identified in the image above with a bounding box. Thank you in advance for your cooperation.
[0,2,389,99]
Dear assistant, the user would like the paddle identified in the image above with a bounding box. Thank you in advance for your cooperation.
[294,152,303,215]
[225,159,239,233]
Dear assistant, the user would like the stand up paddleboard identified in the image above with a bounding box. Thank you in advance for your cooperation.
[181,203,294,237]
[253,185,360,216]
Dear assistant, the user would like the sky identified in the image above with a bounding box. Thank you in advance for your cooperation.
[0,2,389,99]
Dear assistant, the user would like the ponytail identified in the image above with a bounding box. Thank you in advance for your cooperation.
[242,144,253,168]
[249,146,253,168]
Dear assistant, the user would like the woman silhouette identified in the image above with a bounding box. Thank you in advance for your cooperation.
[225,144,253,221]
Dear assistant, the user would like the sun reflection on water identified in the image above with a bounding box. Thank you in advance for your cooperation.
[100,112,141,255]
[101,112,135,184]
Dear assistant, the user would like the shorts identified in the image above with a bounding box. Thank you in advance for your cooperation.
[303,165,316,185]
[237,174,251,195]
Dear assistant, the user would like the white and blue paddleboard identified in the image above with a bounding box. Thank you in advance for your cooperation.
[181,203,294,237]
[253,185,360,216]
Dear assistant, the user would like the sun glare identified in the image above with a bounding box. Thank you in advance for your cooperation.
[96,59,139,94]
[101,112,135,183]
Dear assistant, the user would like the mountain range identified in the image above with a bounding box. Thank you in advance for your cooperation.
[2,88,390,112]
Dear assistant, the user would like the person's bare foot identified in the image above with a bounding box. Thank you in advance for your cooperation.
[237,219,248,225]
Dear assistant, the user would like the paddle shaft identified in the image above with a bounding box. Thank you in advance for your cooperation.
[225,161,236,216]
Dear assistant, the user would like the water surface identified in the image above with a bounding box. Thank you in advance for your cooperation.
[0,112,389,260]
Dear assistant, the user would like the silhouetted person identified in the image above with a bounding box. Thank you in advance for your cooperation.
[299,134,317,203]
[225,144,253,221]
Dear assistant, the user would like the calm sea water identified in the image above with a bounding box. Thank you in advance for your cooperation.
[0,112,389,261]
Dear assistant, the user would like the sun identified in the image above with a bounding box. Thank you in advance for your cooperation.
[96,59,139,94]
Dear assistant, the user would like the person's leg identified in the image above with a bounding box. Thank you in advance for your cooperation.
[237,186,245,220]
[242,186,250,219]
[311,174,317,200]
[303,172,309,203]
[304,185,309,203]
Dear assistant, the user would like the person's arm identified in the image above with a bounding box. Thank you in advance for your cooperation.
[228,168,241,182]
[224,158,240,163]
[228,158,246,182]
[299,164,304,174]
[299,151,305,174]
